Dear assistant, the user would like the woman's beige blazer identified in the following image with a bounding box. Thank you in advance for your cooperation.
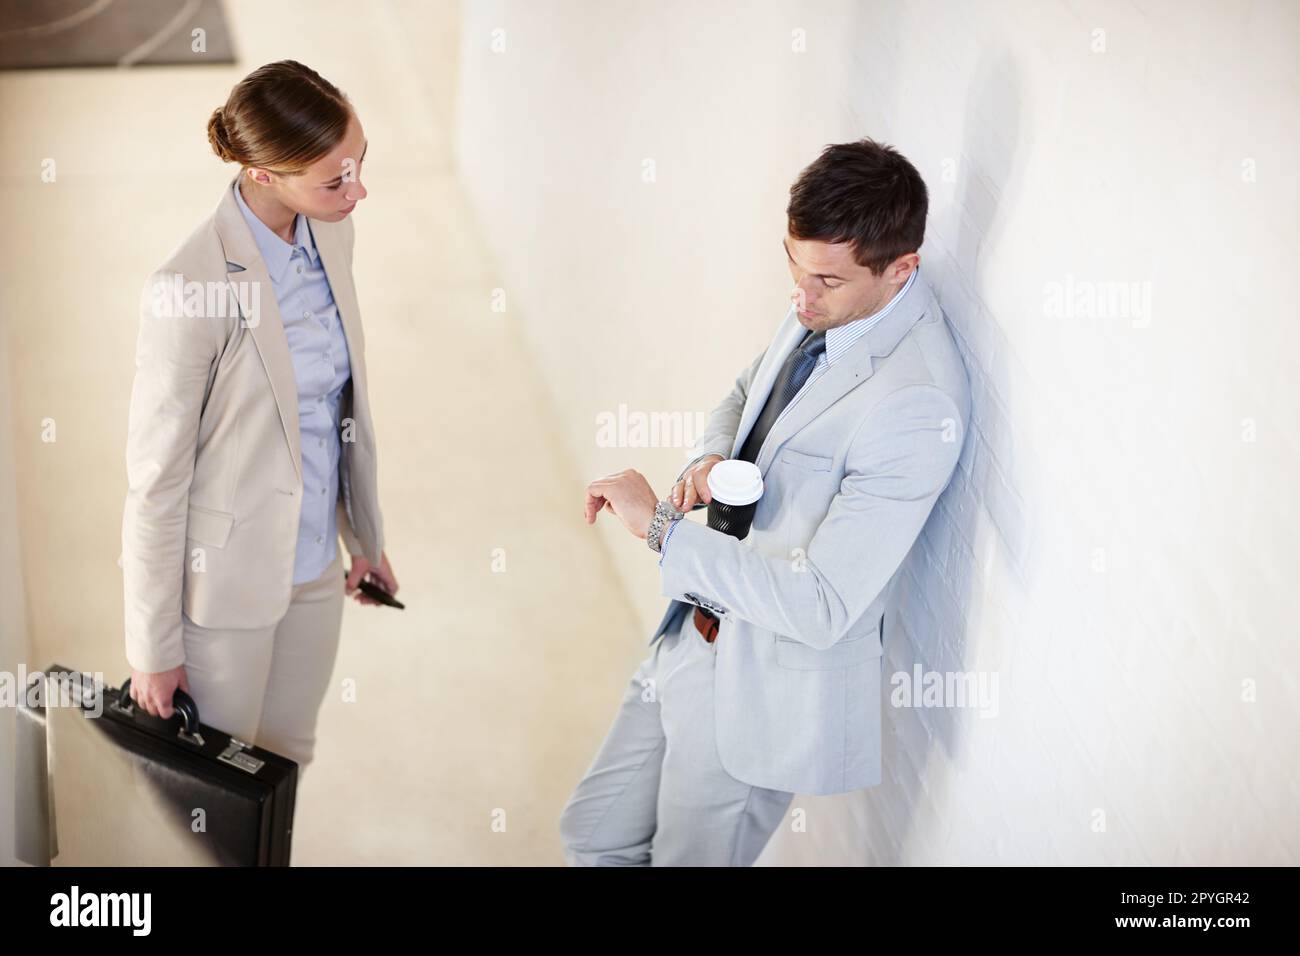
[121,177,384,673]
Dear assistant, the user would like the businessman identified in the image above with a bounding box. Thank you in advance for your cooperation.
[563,138,971,866]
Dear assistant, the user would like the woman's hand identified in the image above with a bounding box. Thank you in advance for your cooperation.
[130,665,190,719]
[345,550,399,605]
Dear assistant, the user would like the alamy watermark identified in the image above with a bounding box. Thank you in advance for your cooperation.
[595,404,709,451]
[50,885,150,935]
[889,664,999,718]
[1043,275,1152,328]
[148,272,262,328]
[1,665,104,718]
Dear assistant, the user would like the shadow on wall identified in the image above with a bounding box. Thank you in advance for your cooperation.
[871,49,1028,862]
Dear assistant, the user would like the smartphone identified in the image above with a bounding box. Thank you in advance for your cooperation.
[344,572,405,609]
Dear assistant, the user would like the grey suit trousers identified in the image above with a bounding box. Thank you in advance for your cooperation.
[179,543,345,784]
[560,608,794,866]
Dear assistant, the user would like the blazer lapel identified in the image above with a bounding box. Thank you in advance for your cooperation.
[213,177,303,482]
[730,305,807,458]
[740,277,933,476]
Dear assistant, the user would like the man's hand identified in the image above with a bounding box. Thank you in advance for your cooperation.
[584,469,659,539]
[671,454,725,510]
[129,664,190,719]
[346,550,399,605]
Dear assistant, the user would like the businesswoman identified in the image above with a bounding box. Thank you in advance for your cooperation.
[121,60,397,778]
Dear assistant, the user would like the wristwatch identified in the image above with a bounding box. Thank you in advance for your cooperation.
[647,498,686,553]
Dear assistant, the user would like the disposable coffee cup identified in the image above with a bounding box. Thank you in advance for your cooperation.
[706,459,764,540]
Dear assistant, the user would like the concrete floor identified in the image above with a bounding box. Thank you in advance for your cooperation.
[0,0,649,865]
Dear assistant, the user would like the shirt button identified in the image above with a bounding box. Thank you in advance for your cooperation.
[315,535,325,545]
[297,265,303,274]
[319,438,326,448]
[303,311,311,319]
[320,487,327,495]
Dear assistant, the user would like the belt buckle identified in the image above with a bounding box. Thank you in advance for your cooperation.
[693,606,720,643]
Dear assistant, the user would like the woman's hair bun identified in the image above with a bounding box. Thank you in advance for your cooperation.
[208,61,350,172]
[207,107,236,163]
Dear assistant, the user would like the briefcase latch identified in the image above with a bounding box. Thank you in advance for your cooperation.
[218,738,265,775]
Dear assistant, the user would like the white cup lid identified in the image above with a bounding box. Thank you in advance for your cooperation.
[706,459,764,506]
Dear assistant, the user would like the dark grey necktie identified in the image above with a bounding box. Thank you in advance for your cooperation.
[736,329,827,464]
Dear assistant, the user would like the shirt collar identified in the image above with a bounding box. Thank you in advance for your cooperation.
[232,179,319,282]
[823,265,918,366]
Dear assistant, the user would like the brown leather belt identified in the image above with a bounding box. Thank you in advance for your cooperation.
[693,606,720,643]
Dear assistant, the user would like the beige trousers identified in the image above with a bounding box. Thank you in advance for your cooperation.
[180,544,345,783]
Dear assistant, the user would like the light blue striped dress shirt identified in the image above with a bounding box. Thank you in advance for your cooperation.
[660,265,919,563]
[784,264,918,418]
[234,181,353,585]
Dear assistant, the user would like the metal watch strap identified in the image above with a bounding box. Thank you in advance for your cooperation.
[647,499,685,553]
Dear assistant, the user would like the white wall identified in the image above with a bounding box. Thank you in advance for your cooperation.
[454,0,1300,864]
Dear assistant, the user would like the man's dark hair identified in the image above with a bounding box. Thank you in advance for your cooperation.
[786,138,928,276]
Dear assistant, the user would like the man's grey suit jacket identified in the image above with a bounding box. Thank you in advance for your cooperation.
[653,272,970,795]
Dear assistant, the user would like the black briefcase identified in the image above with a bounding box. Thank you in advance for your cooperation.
[14,663,298,866]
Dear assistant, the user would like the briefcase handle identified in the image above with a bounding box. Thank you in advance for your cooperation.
[116,678,205,747]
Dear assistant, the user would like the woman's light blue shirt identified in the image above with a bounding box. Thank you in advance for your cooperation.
[234,181,352,585]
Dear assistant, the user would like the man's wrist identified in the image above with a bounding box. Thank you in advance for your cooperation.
[647,499,685,553]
